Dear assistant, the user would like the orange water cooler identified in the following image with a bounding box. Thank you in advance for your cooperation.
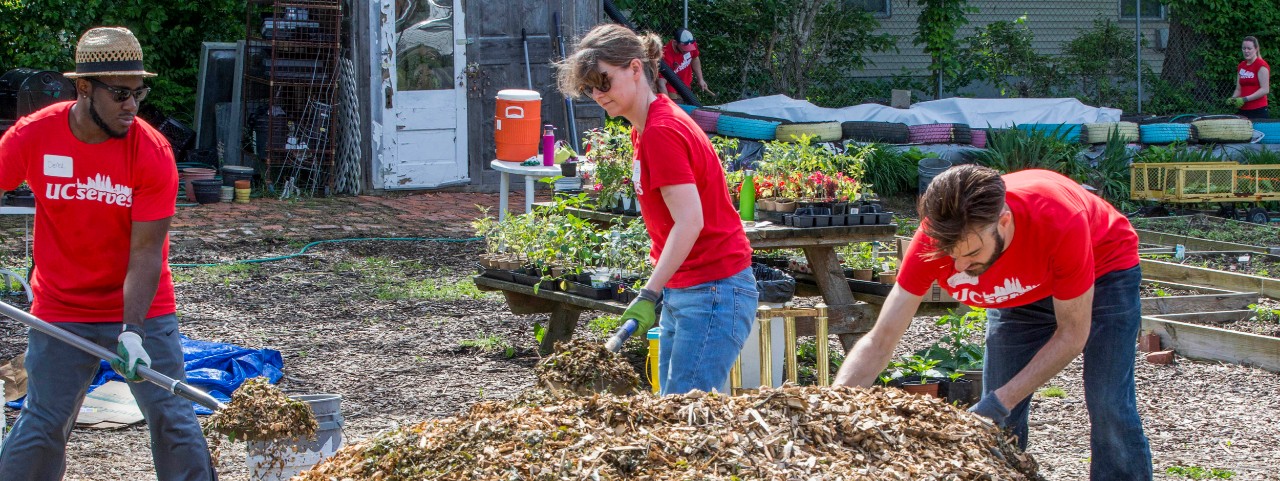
[494,89,541,161]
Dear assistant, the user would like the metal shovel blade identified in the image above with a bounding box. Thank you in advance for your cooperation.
[0,301,225,411]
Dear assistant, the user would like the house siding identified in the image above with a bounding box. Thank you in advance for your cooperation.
[856,0,1169,79]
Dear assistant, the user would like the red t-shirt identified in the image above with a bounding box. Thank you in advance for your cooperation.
[1238,57,1270,110]
[632,95,751,288]
[0,102,178,322]
[661,41,700,94]
[897,169,1138,308]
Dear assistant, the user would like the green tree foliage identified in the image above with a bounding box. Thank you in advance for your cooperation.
[0,0,245,123]
[1059,18,1141,112]
[913,0,971,98]
[956,16,1055,97]
[618,0,894,107]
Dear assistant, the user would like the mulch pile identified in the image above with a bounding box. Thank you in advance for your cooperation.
[534,337,643,396]
[294,384,1041,480]
[203,376,318,462]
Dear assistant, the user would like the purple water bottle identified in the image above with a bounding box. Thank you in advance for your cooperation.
[542,124,556,166]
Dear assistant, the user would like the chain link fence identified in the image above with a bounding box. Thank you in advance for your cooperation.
[611,0,1270,117]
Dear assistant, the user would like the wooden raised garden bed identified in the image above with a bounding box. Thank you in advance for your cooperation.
[1142,313,1280,373]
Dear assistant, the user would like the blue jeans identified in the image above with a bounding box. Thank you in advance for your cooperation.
[0,314,215,481]
[984,265,1151,481]
[658,267,758,395]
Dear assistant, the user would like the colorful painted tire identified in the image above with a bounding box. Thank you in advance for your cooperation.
[1081,122,1139,144]
[1190,118,1254,143]
[716,113,783,141]
[775,121,842,142]
[1254,119,1280,144]
[970,129,987,148]
[841,121,910,144]
[908,123,966,144]
[1016,123,1082,142]
[676,103,698,115]
[951,124,973,144]
[690,108,721,133]
[1139,123,1191,144]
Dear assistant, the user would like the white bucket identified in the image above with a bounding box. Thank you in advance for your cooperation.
[245,394,343,481]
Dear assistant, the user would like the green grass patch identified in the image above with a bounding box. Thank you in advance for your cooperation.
[588,314,624,337]
[1039,385,1067,398]
[459,334,516,358]
[374,277,493,301]
[1166,465,1235,479]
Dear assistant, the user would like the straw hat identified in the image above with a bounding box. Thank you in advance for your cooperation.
[64,27,156,78]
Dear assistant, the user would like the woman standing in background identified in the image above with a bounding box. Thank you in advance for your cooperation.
[1230,36,1270,119]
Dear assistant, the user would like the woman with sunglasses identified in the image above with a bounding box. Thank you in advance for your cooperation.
[557,24,756,396]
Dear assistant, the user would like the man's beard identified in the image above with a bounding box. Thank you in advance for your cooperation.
[89,97,129,139]
[964,229,1006,277]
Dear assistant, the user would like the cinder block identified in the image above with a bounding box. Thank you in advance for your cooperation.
[891,89,911,108]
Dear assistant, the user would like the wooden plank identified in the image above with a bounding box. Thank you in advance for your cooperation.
[1141,258,1280,299]
[1142,293,1257,315]
[1141,315,1280,373]
[474,275,625,313]
[1151,310,1256,324]
[1142,279,1239,295]
[1135,228,1271,254]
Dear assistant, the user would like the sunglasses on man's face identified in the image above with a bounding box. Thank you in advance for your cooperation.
[87,78,150,103]
[580,69,612,97]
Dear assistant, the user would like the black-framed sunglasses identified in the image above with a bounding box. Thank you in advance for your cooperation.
[87,78,150,103]
[580,70,611,97]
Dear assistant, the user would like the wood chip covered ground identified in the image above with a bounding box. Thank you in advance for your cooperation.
[296,385,1040,480]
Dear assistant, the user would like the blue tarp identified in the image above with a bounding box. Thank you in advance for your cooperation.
[7,336,283,415]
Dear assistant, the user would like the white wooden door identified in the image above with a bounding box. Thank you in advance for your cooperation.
[376,0,468,189]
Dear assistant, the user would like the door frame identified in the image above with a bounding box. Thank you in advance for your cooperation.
[368,0,469,190]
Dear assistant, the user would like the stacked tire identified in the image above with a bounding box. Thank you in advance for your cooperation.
[1016,123,1082,143]
[1254,119,1280,144]
[716,112,784,141]
[1140,123,1192,144]
[908,123,970,144]
[775,121,842,143]
[1190,118,1254,143]
[841,121,910,144]
[690,108,721,134]
[1081,122,1139,144]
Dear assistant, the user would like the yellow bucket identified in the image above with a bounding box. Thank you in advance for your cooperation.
[646,327,661,394]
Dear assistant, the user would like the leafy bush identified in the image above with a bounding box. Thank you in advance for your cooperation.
[0,0,245,123]
[1058,18,1141,111]
[859,145,923,197]
[973,126,1088,181]
[956,16,1055,97]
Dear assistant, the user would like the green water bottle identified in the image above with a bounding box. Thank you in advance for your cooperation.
[739,169,756,221]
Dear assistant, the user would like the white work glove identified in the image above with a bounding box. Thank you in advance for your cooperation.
[111,326,151,382]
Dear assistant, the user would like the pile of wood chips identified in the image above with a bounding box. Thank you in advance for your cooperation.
[295,385,1041,480]
[203,376,317,461]
[533,338,642,396]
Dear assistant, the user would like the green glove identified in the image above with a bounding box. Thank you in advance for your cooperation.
[1228,97,1246,109]
[621,289,659,334]
[110,326,151,382]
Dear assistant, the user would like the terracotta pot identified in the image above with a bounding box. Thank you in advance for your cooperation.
[900,380,941,398]
[758,198,776,211]
[774,199,797,213]
[878,270,898,284]
[851,268,874,281]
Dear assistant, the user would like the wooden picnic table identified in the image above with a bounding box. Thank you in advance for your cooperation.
[476,203,899,353]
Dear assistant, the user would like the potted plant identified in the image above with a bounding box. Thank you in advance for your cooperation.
[845,243,877,281]
[883,355,944,398]
[877,257,898,284]
[939,371,978,407]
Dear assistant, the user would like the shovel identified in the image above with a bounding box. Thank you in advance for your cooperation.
[603,318,641,353]
[0,301,225,411]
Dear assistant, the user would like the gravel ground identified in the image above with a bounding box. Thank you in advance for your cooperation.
[0,236,1277,480]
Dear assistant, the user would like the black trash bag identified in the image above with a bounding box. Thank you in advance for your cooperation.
[753,263,795,304]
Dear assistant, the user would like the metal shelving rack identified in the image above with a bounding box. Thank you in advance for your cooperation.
[243,0,342,197]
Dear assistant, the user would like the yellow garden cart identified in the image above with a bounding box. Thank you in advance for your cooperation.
[1130,161,1280,223]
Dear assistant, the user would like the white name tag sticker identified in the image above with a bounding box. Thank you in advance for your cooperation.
[43,155,73,178]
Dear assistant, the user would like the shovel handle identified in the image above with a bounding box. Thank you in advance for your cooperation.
[0,301,225,411]
[604,318,639,353]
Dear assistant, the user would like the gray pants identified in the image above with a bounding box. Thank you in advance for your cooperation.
[0,314,214,481]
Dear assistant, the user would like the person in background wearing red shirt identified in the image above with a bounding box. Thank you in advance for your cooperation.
[656,28,713,103]
[0,27,214,480]
[833,165,1152,480]
[558,24,756,395]
[1229,36,1269,119]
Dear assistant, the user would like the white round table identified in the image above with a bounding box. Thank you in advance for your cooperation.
[489,159,564,221]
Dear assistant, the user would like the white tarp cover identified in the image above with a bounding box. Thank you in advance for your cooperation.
[714,95,1123,128]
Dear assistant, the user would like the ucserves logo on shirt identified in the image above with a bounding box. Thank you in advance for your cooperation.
[45,173,133,207]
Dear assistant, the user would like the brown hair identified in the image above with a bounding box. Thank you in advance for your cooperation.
[917,164,1007,257]
[1244,36,1261,51]
[556,24,662,98]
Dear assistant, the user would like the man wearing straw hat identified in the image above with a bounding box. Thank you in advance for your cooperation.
[0,27,215,480]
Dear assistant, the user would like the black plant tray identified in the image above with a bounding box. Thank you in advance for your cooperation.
[847,278,892,296]
[614,288,638,303]
[510,272,542,286]
[480,267,514,283]
[563,281,613,300]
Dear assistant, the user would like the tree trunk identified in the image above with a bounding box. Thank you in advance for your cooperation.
[1160,10,1202,87]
